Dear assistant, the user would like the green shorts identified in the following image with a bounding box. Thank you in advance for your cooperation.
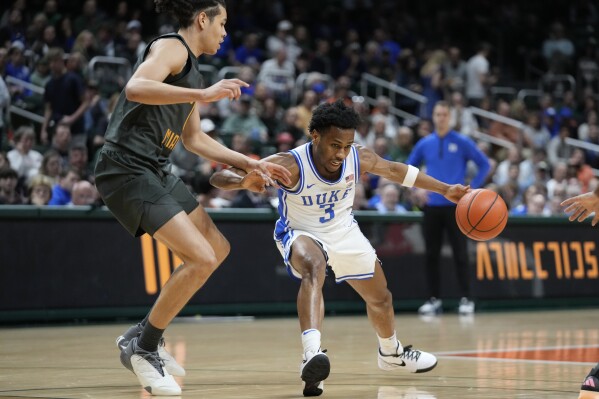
[95,146,199,237]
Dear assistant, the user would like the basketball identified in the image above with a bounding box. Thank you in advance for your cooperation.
[455,189,508,241]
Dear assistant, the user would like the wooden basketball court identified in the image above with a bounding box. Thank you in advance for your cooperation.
[1,308,597,398]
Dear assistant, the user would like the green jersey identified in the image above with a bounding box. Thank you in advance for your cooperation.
[103,33,204,173]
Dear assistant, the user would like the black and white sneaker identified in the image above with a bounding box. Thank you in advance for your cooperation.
[300,349,330,397]
[378,344,437,373]
[116,323,186,377]
[120,337,181,396]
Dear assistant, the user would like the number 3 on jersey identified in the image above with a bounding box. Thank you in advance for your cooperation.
[319,203,335,223]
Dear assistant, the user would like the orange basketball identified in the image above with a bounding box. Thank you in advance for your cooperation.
[455,188,508,241]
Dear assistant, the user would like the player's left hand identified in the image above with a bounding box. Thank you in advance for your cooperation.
[444,184,470,204]
[249,159,292,186]
[241,170,275,193]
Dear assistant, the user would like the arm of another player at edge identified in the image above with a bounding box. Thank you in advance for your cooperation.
[210,153,299,190]
[356,144,467,201]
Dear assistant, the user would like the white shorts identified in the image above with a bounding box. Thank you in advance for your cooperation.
[275,223,378,283]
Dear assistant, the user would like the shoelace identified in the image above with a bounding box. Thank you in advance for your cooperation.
[398,345,421,362]
[135,346,166,376]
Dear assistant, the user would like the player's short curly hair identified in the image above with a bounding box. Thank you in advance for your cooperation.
[154,0,225,28]
[308,100,360,134]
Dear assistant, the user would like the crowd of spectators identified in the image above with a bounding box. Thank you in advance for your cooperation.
[0,0,598,216]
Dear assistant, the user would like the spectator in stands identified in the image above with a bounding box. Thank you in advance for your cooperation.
[494,146,535,189]
[220,95,268,143]
[390,126,414,163]
[26,174,53,205]
[526,193,550,216]
[278,106,305,142]
[37,149,62,183]
[41,47,87,144]
[354,117,373,148]
[309,39,332,76]
[420,50,445,120]
[415,118,433,141]
[49,122,72,168]
[523,112,551,150]
[48,167,80,205]
[547,161,569,200]
[72,29,102,61]
[0,167,22,204]
[234,32,263,69]
[568,148,594,193]
[69,179,99,206]
[58,16,76,52]
[7,126,43,180]
[465,42,493,107]
[542,22,575,74]
[375,184,407,214]
[578,109,597,141]
[443,47,467,96]
[449,91,478,137]
[68,144,90,181]
[275,131,295,153]
[28,57,51,111]
[0,7,26,48]
[257,47,296,105]
[547,124,574,166]
[230,133,260,161]
[5,40,31,102]
[258,97,283,142]
[488,100,521,144]
[266,20,300,62]
[73,0,105,36]
[371,96,400,139]
[296,90,318,137]
[42,0,62,30]
[337,42,367,83]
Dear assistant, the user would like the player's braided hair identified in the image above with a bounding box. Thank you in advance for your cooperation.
[154,0,226,28]
[308,100,360,134]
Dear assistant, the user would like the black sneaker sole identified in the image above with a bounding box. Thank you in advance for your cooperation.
[415,360,438,373]
[301,354,330,397]
[303,380,324,397]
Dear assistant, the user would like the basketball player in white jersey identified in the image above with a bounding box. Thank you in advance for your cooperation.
[210,100,469,397]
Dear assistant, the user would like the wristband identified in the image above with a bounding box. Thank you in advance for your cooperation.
[402,165,419,187]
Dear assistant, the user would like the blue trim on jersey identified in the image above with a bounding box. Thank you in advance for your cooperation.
[274,191,289,241]
[352,145,360,182]
[278,149,304,194]
[335,272,374,283]
[306,142,346,185]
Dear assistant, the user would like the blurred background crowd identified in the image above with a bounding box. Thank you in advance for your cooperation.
[0,0,598,215]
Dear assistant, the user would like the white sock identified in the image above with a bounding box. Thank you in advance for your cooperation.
[377,331,402,356]
[301,329,321,354]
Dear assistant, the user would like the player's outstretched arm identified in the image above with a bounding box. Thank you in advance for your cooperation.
[182,112,292,186]
[210,153,299,192]
[561,188,599,226]
[125,38,249,105]
[356,144,469,203]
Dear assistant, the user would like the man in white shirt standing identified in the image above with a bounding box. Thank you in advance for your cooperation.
[465,43,494,107]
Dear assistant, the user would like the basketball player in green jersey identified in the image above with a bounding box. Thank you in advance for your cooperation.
[561,190,599,399]
[94,0,290,395]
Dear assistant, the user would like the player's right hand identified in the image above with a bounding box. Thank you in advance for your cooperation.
[200,79,249,102]
[241,170,275,193]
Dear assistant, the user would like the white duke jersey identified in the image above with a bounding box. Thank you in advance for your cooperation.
[274,142,360,240]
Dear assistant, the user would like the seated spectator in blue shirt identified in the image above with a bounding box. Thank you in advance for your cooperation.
[48,168,80,205]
